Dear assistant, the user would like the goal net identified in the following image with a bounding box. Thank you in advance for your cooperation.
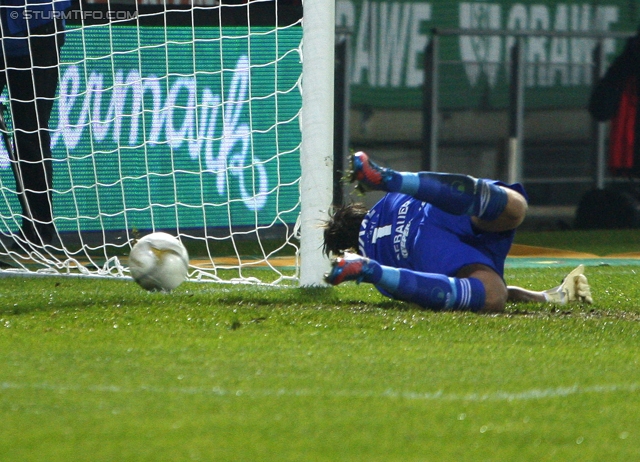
[0,0,333,284]
[0,0,333,286]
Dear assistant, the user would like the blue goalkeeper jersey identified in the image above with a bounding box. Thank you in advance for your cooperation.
[358,183,526,279]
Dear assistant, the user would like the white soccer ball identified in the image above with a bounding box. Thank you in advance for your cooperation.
[128,232,190,292]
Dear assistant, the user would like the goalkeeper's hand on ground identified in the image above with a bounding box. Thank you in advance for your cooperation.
[543,264,593,305]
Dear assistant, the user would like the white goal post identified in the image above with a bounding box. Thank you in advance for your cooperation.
[300,0,335,286]
[0,0,334,287]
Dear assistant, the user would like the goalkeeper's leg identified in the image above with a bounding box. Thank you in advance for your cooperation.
[325,252,508,312]
[350,151,527,232]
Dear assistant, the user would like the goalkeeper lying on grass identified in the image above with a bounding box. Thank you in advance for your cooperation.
[323,151,592,313]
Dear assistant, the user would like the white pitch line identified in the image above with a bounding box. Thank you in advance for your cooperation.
[1,381,639,402]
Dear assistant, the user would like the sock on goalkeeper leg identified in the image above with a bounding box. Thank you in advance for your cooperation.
[363,261,486,311]
[385,171,508,221]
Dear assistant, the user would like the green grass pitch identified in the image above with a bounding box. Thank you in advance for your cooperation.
[2,230,640,461]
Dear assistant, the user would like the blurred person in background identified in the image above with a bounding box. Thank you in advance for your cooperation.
[0,0,70,249]
[589,29,640,176]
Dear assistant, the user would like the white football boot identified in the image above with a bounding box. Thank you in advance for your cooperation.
[543,264,593,305]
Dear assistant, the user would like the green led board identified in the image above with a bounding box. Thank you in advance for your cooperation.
[338,0,638,109]
[0,26,303,234]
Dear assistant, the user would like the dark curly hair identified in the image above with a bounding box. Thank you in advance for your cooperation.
[322,203,368,257]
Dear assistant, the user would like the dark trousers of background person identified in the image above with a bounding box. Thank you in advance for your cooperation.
[0,19,65,246]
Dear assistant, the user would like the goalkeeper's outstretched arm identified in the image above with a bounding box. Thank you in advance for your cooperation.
[507,265,593,305]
